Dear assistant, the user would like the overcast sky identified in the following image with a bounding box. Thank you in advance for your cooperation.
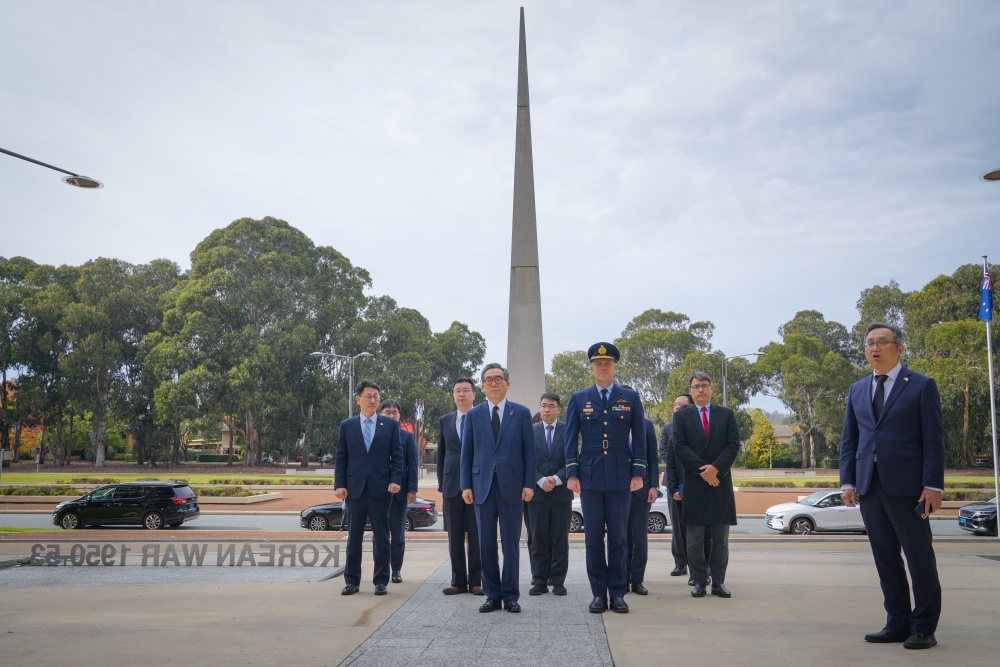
[3,1,999,411]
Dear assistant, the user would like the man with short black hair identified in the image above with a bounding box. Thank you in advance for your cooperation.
[527,392,571,596]
[841,322,944,650]
[335,380,403,596]
[672,372,739,599]
[378,399,418,583]
[461,363,535,613]
[436,378,482,596]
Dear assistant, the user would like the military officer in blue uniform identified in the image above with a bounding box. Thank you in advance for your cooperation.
[565,342,647,614]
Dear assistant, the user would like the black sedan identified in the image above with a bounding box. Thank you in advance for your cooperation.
[300,496,438,531]
[958,497,997,536]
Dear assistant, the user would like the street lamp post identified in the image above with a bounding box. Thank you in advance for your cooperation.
[311,351,373,418]
[711,351,763,407]
[1,146,103,188]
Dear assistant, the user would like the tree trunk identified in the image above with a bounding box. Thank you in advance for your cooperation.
[962,382,971,467]
[0,367,9,451]
[93,412,108,467]
[12,421,22,466]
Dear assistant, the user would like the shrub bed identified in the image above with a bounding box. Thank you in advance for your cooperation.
[943,490,995,502]
[0,485,79,496]
[192,486,262,497]
[737,481,797,488]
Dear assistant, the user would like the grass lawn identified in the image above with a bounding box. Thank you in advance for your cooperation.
[0,527,50,533]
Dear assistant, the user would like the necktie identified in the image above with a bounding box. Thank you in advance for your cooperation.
[492,405,501,439]
[546,424,554,452]
[601,388,609,404]
[457,413,464,437]
[363,418,373,450]
[701,406,709,436]
[873,374,888,421]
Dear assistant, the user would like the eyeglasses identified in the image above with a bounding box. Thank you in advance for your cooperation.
[359,393,380,401]
[482,376,507,386]
[453,388,473,395]
[689,383,712,391]
[864,340,897,349]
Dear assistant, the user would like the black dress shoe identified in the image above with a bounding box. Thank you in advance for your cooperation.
[691,584,707,598]
[479,598,503,613]
[391,572,402,583]
[341,584,359,595]
[589,597,608,613]
[632,582,649,595]
[711,583,731,598]
[552,585,567,596]
[864,627,910,643]
[687,577,695,586]
[610,596,629,613]
[670,566,687,576]
[903,633,937,650]
[529,584,548,595]
[374,584,387,595]
[504,600,522,613]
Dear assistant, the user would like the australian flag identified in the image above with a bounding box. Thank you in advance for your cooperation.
[978,258,993,323]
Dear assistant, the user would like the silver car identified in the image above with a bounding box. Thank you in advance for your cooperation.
[764,489,865,535]
[570,485,672,534]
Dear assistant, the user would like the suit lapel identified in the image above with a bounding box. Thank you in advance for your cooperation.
[495,402,514,447]
[878,368,912,422]
[861,379,877,424]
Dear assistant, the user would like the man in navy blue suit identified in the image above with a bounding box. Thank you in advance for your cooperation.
[626,412,659,596]
[436,378,482,595]
[335,380,403,596]
[460,363,535,613]
[841,322,945,650]
[378,399,418,584]
[565,342,647,614]
[527,392,572,596]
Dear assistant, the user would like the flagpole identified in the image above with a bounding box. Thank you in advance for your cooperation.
[979,255,1000,538]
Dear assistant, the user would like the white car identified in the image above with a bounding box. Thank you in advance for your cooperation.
[570,485,672,534]
[764,489,865,535]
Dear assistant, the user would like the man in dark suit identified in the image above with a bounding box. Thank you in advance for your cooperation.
[460,363,535,613]
[841,322,944,650]
[626,413,659,595]
[527,392,572,596]
[565,342,647,614]
[659,393,710,585]
[334,380,403,596]
[378,399,418,584]
[436,378,482,596]
[672,371,739,599]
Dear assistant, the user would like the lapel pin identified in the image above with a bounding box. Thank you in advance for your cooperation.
[904,377,909,382]
[509,411,514,416]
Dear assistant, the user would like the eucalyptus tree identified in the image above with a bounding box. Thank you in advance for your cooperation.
[757,312,857,468]
[155,217,370,466]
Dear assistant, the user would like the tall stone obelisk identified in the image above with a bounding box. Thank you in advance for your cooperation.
[506,8,545,409]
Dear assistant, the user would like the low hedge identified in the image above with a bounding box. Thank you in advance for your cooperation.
[737,481,797,488]
[0,485,80,496]
[943,491,995,502]
[206,477,333,485]
[192,486,262,497]
[944,481,995,489]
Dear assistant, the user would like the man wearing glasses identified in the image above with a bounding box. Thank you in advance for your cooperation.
[460,364,535,613]
[436,378,483,595]
[334,380,403,596]
[841,323,944,650]
[564,342,647,614]
[671,371,740,599]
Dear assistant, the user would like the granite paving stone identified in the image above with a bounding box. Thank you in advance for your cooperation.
[339,548,612,666]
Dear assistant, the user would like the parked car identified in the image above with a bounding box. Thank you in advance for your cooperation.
[958,497,998,536]
[974,457,993,468]
[570,485,671,534]
[52,481,200,530]
[764,489,865,535]
[300,496,438,531]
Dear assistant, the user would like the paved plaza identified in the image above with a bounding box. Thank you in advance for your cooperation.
[1,537,998,666]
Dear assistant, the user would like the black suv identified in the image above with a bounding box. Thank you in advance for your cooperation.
[53,481,200,530]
